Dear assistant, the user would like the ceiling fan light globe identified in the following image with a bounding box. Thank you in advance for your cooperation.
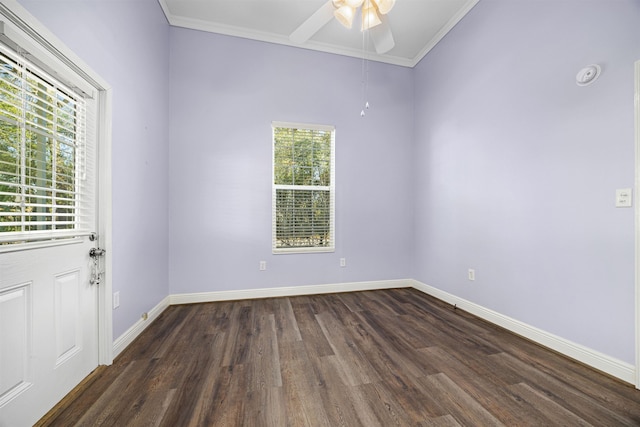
[332,0,346,8]
[345,0,364,7]
[334,6,355,29]
[361,6,382,30]
[375,0,395,14]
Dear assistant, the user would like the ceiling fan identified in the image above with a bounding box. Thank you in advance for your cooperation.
[290,0,396,54]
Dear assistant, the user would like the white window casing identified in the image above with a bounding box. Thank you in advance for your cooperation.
[272,121,335,254]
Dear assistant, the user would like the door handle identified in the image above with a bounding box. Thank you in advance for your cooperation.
[89,248,106,258]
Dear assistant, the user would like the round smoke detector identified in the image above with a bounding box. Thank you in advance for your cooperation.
[576,64,601,86]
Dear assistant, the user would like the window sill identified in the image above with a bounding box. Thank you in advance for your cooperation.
[273,247,335,255]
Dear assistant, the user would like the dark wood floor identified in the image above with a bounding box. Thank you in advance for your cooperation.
[38,288,640,426]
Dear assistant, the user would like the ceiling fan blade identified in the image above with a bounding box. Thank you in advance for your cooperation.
[370,15,395,54]
[290,1,336,44]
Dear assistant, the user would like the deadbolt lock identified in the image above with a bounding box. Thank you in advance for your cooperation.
[89,247,106,258]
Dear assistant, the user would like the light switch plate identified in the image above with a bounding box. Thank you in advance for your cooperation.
[616,188,633,208]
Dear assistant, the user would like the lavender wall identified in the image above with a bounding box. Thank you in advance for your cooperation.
[413,0,640,364]
[168,28,414,294]
[18,0,171,339]
[16,0,639,368]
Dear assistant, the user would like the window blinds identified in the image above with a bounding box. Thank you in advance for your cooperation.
[272,122,335,253]
[0,43,94,244]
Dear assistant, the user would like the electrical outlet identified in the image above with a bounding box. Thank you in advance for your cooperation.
[113,291,120,309]
[259,261,267,271]
[468,269,475,281]
[340,258,346,267]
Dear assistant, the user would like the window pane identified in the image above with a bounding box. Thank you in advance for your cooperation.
[0,47,84,241]
[275,189,331,249]
[0,117,21,232]
[274,126,332,186]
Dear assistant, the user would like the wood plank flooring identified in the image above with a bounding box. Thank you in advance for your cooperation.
[37,288,640,426]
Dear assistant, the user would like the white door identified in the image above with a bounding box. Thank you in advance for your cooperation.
[0,20,103,425]
[0,240,99,427]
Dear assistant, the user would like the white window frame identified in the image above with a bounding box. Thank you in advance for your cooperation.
[0,19,97,248]
[272,121,335,254]
[0,45,92,245]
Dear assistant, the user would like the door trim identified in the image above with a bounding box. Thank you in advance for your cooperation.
[635,60,640,389]
[97,87,114,365]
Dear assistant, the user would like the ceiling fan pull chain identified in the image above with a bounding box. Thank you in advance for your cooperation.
[361,22,371,117]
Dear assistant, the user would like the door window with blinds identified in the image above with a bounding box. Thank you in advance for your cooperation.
[0,43,94,245]
[272,122,335,254]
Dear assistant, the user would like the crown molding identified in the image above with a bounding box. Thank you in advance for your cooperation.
[157,0,479,68]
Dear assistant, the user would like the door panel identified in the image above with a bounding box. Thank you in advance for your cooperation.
[0,282,30,408]
[55,270,82,366]
[0,240,97,426]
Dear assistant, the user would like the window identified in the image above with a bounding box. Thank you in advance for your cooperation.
[272,122,335,253]
[0,43,93,244]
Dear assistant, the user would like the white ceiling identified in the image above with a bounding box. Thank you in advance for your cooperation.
[158,0,479,67]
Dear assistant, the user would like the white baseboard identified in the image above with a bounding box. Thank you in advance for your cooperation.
[410,280,636,385]
[169,279,412,305]
[112,295,171,358]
